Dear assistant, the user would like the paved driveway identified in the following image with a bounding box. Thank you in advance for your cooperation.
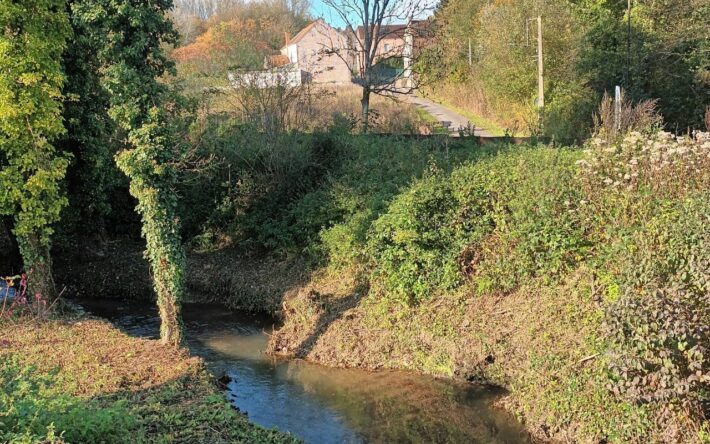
[407,95,493,137]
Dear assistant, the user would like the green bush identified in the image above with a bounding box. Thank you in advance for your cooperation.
[368,174,466,303]
[180,117,343,250]
[0,355,136,443]
[189,127,499,260]
[544,81,598,144]
[366,146,588,303]
[606,195,710,411]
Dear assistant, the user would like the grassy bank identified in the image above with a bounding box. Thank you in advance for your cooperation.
[259,131,710,442]
[0,312,297,443]
[52,129,710,442]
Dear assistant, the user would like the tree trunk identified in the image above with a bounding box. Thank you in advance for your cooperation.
[139,191,185,347]
[22,234,57,301]
[147,233,184,347]
[118,165,185,347]
[156,264,183,347]
[361,86,371,134]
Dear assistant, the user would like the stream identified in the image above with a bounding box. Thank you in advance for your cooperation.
[75,299,531,443]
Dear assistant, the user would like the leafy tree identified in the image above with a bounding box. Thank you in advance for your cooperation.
[425,0,708,139]
[72,0,187,345]
[59,4,120,238]
[172,18,272,74]
[172,0,311,79]
[0,0,71,299]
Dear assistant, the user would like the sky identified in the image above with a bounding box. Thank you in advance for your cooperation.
[310,0,347,27]
[309,0,437,29]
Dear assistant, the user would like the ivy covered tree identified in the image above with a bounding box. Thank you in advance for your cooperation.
[72,0,187,345]
[0,0,71,299]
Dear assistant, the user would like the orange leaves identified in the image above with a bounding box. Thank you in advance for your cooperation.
[171,18,278,68]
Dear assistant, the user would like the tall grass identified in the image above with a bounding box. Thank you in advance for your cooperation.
[198,84,433,134]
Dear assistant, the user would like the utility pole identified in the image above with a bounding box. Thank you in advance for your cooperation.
[625,0,632,90]
[536,15,544,131]
[468,37,472,66]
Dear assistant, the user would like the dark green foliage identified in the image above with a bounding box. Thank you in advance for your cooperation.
[180,118,343,252]
[195,137,590,303]
[59,2,124,237]
[186,122,487,259]
[71,0,188,345]
[578,0,709,130]
[366,147,587,303]
[368,175,468,303]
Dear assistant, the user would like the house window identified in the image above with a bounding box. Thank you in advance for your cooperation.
[384,43,390,52]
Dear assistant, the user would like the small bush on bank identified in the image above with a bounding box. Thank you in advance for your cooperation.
[0,355,135,443]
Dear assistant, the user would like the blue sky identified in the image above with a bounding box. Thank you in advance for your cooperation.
[310,0,347,27]
[309,0,436,29]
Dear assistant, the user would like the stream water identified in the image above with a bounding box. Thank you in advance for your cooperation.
[75,299,531,444]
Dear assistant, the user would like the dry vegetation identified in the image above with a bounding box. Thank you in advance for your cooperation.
[420,83,520,136]
[204,84,436,134]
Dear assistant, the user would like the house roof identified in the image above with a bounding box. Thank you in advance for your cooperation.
[354,20,429,41]
[282,19,430,51]
[282,20,323,49]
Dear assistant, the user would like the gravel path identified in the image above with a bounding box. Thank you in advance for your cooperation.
[407,95,494,137]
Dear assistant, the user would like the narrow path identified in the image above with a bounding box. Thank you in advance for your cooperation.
[407,95,493,137]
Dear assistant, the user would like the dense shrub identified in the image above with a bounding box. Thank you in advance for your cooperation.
[180,117,342,249]
[366,147,587,303]
[463,148,587,293]
[188,125,495,260]
[312,137,499,269]
[606,196,710,412]
[368,175,467,303]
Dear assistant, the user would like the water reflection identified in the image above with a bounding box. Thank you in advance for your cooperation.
[76,299,530,444]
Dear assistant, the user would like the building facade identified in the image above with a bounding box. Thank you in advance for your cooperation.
[280,20,354,84]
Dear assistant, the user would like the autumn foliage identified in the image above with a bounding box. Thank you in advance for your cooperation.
[172,0,310,76]
[173,19,275,73]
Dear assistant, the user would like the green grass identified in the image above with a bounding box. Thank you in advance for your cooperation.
[264,132,710,442]
[0,315,298,444]
[413,106,438,125]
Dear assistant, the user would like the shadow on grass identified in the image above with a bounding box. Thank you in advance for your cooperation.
[289,285,367,358]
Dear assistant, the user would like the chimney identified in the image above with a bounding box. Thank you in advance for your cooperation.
[284,31,290,46]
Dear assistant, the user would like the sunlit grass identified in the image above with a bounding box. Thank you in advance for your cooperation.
[0,314,298,443]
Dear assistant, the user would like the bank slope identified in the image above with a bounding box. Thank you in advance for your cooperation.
[268,132,710,443]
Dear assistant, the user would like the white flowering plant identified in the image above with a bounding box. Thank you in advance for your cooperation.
[578,130,710,198]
